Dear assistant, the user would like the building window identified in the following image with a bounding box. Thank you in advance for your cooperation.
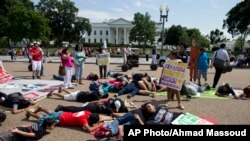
[94,30,96,35]
[88,39,90,43]
[100,31,102,35]
[100,39,102,43]
[106,39,108,43]
[106,30,109,35]
[94,39,96,43]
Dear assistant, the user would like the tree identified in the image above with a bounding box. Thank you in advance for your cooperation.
[129,12,156,53]
[8,5,51,46]
[234,36,246,51]
[223,0,250,51]
[0,0,48,47]
[37,0,91,46]
[165,25,187,46]
[209,29,227,45]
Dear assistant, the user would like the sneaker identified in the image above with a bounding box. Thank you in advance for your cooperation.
[55,105,63,112]
[178,104,184,110]
[37,76,41,79]
[47,91,53,98]
[32,75,35,79]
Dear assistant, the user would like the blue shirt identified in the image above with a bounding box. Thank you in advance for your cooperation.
[198,53,209,70]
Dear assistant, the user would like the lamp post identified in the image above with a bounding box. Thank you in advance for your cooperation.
[159,5,169,56]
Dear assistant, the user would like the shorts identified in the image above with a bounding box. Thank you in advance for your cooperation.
[38,111,63,126]
[63,91,80,101]
[32,60,42,71]
[197,70,207,80]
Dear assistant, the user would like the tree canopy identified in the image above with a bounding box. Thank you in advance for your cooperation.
[223,0,250,38]
[0,0,50,47]
[37,0,91,46]
[164,25,210,48]
[129,12,156,53]
[209,29,227,45]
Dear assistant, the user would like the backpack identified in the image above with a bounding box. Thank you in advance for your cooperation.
[89,82,100,92]
[243,85,250,98]
[107,98,128,113]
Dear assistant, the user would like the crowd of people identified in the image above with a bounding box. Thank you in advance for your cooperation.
[0,42,249,141]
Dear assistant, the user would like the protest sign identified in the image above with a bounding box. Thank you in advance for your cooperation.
[171,113,214,125]
[160,60,188,91]
[97,53,110,65]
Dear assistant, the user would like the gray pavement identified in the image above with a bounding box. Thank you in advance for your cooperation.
[0,55,152,64]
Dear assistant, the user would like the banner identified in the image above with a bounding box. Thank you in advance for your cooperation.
[171,113,214,125]
[160,60,188,91]
[0,61,13,84]
[97,53,110,65]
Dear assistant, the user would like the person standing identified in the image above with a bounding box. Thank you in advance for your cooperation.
[122,45,128,65]
[96,46,110,79]
[211,43,230,88]
[61,48,74,89]
[29,43,42,79]
[151,45,157,64]
[197,48,209,85]
[189,39,200,82]
[146,50,149,61]
[178,43,188,63]
[73,44,85,84]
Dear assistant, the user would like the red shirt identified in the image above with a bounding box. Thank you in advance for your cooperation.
[29,47,42,61]
[59,111,91,127]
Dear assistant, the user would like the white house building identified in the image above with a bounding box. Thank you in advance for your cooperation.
[83,18,162,45]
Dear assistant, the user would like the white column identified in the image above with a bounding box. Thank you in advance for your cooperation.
[116,27,118,44]
[124,28,126,44]
[127,29,130,44]
[108,28,111,43]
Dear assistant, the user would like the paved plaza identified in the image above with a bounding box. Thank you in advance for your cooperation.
[0,61,250,141]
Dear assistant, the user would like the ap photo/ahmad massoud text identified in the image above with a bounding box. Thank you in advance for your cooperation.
[124,125,249,138]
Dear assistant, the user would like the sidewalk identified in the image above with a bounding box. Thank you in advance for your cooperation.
[0,55,152,65]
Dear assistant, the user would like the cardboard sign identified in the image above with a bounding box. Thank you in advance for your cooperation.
[97,53,110,65]
[171,113,214,125]
[160,60,188,91]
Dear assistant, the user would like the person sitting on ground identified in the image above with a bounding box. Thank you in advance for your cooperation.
[54,98,128,118]
[181,82,211,98]
[215,83,238,99]
[0,112,6,126]
[47,87,108,103]
[0,92,38,114]
[0,118,56,141]
[26,106,102,133]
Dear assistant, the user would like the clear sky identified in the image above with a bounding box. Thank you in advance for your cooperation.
[33,0,242,39]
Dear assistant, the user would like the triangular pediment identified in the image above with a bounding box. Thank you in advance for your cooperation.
[108,18,132,25]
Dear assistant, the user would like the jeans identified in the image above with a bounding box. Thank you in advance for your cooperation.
[74,63,84,81]
[99,65,107,78]
[64,67,73,88]
[108,112,138,135]
[118,82,139,97]
[40,61,44,76]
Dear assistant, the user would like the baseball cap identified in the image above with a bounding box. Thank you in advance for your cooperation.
[114,100,121,112]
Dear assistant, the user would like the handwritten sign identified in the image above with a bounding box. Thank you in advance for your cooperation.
[97,53,110,65]
[171,113,214,125]
[160,60,187,91]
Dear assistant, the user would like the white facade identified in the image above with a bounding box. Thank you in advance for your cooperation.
[84,18,162,45]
